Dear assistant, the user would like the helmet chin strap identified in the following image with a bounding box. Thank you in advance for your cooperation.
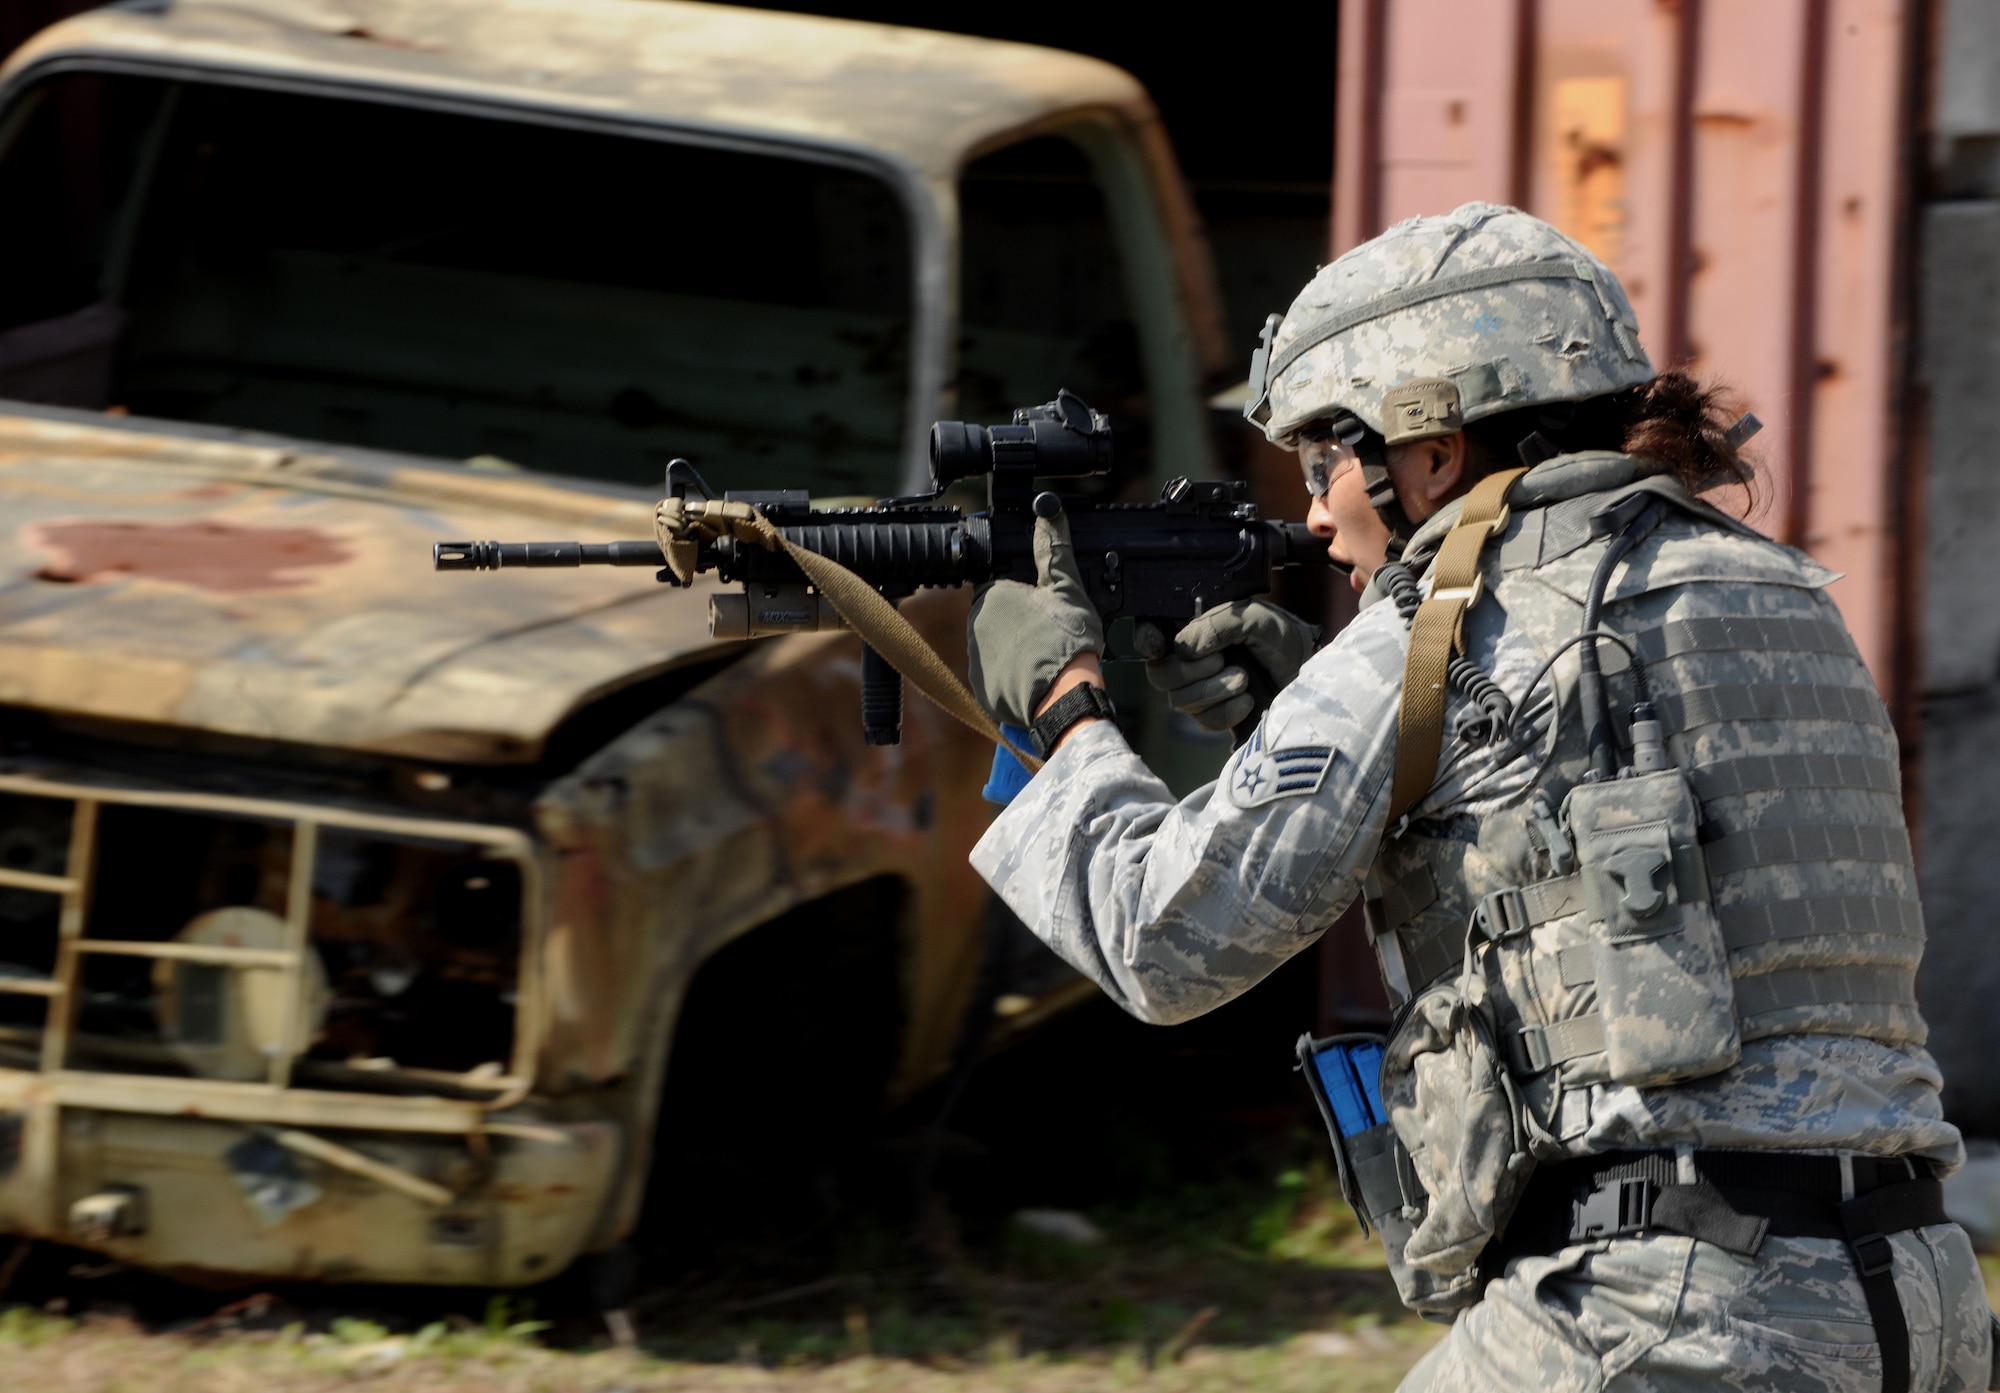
[1358,401,1582,558]
[1334,416,1418,560]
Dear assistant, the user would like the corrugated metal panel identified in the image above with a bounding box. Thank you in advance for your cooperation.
[1333,0,1917,706]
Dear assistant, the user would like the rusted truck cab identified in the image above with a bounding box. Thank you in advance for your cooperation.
[0,0,1228,1285]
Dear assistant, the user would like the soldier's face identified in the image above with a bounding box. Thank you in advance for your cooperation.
[1302,440,1392,592]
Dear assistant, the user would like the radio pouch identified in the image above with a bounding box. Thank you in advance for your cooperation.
[1563,767,1740,1086]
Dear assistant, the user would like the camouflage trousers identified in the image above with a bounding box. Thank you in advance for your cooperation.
[1401,1226,1994,1392]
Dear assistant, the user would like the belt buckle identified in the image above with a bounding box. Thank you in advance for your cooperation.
[1571,1176,1653,1243]
[1848,1231,1894,1278]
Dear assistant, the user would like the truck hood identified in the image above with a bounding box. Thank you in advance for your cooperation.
[7,0,1149,184]
[0,407,725,763]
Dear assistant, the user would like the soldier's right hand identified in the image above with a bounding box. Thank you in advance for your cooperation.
[1137,601,1320,734]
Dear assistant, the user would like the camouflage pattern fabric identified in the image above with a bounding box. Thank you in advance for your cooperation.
[971,449,1980,1363]
[1400,1227,1991,1392]
[970,457,1961,1172]
[1253,202,1654,444]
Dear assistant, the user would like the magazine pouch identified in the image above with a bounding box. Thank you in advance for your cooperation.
[1296,1033,1400,1234]
[1298,1030,1470,1316]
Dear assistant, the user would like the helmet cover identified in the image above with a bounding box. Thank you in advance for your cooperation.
[1246,202,1654,445]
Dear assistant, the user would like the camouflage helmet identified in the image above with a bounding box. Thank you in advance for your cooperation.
[1245,202,1654,449]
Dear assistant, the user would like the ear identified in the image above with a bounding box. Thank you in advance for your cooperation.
[1388,431,1472,522]
[1414,432,1469,504]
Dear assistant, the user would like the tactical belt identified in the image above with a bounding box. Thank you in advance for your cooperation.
[1500,1149,1949,1393]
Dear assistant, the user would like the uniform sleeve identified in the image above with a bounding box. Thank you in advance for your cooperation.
[970,600,1410,1025]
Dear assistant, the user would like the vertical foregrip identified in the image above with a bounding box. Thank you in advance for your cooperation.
[861,642,903,746]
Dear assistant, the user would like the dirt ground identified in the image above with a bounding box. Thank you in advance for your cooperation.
[0,1315,1438,1393]
[6,1164,2000,1392]
[4,999,1993,1391]
[0,1157,1444,1392]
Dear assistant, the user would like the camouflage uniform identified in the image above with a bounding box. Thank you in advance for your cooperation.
[972,204,1993,1390]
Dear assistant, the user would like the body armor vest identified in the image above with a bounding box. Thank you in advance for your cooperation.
[1347,456,1924,1313]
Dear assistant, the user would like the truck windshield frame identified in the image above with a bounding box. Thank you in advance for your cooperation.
[0,61,935,500]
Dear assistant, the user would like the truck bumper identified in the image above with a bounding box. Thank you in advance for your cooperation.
[0,1070,619,1287]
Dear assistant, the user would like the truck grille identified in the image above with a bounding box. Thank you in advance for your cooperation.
[0,772,540,1102]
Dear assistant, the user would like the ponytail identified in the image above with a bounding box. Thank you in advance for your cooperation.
[1461,370,1758,506]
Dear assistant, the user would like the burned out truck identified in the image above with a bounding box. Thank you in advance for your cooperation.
[0,0,1234,1285]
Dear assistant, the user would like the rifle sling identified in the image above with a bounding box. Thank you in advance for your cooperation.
[1387,467,1527,826]
[746,510,1044,773]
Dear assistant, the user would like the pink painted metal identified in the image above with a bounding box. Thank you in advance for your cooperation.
[1331,0,1918,712]
[1807,0,1916,699]
[1377,0,1523,232]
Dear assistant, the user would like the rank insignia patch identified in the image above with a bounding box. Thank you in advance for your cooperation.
[1227,722,1336,809]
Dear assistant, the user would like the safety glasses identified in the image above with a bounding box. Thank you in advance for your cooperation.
[1296,426,1361,498]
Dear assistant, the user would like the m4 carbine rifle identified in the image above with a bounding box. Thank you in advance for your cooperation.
[434,391,1328,746]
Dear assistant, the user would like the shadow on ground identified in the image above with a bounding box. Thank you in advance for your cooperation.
[0,956,1433,1376]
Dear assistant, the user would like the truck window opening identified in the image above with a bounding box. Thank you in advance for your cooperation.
[958,135,1151,487]
[0,74,914,498]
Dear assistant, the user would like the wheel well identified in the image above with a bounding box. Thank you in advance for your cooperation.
[636,876,908,1257]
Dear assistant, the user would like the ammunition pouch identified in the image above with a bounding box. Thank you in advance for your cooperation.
[1301,981,1537,1318]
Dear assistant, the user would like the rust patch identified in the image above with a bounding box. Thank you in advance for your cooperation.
[26,519,353,592]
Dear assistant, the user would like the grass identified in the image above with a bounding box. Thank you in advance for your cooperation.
[0,1142,1445,1392]
[13,1152,2000,1390]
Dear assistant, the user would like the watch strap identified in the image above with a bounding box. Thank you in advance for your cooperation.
[1030,682,1116,757]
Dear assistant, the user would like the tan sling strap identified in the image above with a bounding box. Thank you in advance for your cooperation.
[1386,466,1528,825]
[656,497,1043,772]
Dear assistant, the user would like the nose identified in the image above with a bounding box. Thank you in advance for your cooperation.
[1307,492,1337,539]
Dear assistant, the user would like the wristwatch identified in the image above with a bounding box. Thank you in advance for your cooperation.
[1030,682,1116,757]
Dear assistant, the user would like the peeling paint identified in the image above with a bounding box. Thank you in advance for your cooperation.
[26,518,354,592]
[0,0,1154,1291]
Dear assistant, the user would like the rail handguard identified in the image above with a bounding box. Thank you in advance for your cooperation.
[435,391,1329,745]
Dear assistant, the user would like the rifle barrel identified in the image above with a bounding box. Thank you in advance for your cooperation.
[433,540,665,571]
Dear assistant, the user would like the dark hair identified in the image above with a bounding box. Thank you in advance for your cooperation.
[1460,370,1757,504]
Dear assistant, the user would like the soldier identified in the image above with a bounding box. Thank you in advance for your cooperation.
[964,202,1996,1392]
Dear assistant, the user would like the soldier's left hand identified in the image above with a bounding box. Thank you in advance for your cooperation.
[967,513,1106,727]
[1139,600,1320,734]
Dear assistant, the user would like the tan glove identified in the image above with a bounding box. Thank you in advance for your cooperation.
[1139,600,1320,734]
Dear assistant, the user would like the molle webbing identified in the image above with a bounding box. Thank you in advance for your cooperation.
[1397,927,1463,996]
[1733,964,1920,1017]
[1555,945,1596,986]
[1512,1015,1606,1073]
[1512,961,1925,1073]
[1719,895,1924,949]
[1658,683,1892,733]
[1630,614,1856,663]
[1703,824,1912,878]
[1482,876,1923,955]
[1374,864,1438,929]
[1689,753,1900,802]
[1478,874,1586,938]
